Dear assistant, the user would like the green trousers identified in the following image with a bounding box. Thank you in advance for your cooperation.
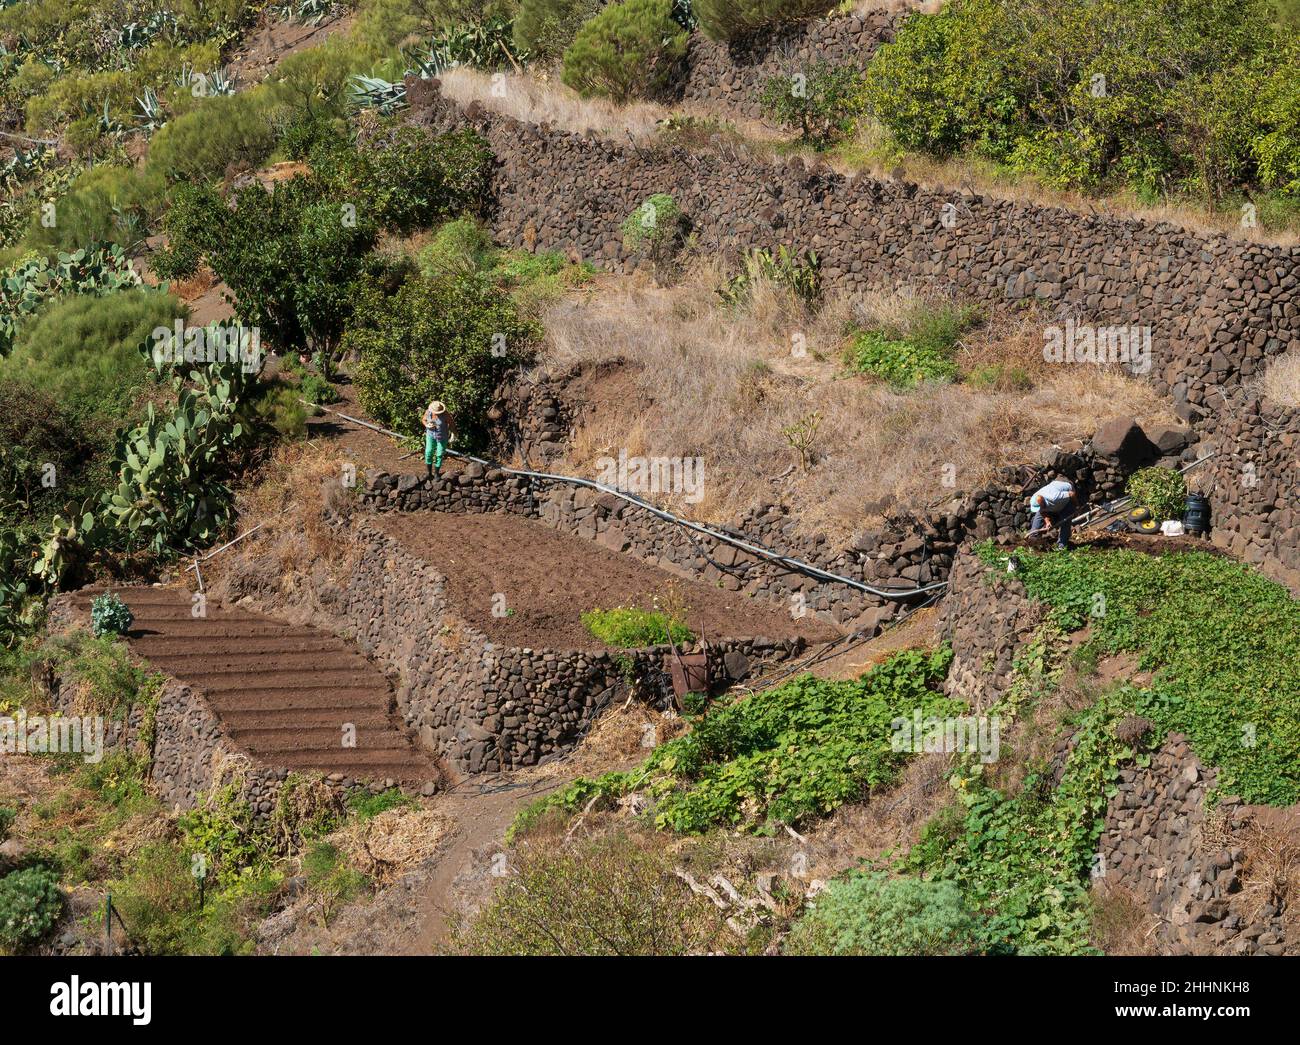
[424,429,445,470]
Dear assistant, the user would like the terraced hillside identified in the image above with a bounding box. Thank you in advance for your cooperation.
[70,588,438,783]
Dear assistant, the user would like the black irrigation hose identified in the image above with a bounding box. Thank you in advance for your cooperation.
[308,402,949,602]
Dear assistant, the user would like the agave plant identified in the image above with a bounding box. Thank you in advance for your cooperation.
[205,67,235,97]
[0,145,47,190]
[297,0,333,24]
[135,87,166,135]
[349,74,407,114]
[95,98,123,136]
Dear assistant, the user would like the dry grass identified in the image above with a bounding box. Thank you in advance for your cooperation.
[1237,812,1300,937]
[1087,884,1161,955]
[802,753,955,879]
[330,807,450,886]
[437,66,668,142]
[1253,351,1300,409]
[536,263,1175,537]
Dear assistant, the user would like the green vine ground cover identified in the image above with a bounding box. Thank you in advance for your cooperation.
[512,646,959,838]
[985,544,1300,806]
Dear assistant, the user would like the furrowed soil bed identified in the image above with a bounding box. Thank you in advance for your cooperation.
[371,509,839,650]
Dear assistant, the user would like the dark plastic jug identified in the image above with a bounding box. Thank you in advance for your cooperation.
[1183,492,1210,535]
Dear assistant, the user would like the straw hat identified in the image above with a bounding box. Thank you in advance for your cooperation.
[428,401,446,415]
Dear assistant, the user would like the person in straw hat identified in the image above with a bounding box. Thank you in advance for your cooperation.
[421,399,453,479]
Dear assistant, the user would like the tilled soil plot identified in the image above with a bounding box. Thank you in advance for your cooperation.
[372,509,841,650]
[69,588,440,783]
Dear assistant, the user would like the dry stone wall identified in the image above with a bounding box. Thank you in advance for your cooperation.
[935,547,1044,710]
[1099,739,1291,955]
[676,10,903,119]
[211,516,803,775]
[1201,397,1300,592]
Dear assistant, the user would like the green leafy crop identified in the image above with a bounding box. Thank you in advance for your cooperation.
[982,544,1300,805]
[1125,466,1188,523]
[513,645,958,836]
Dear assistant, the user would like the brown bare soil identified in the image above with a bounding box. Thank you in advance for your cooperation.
[226,11,356,89]
[371,509,840,650]
[69,587,440,784]
[1009,529,1229,558]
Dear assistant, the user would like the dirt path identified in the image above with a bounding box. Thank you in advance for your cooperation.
[69,587,440,784]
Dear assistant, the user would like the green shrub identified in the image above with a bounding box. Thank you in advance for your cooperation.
[847,330,958,388]
[418,217,498,280]
[0,866,63,952]
[419,219,593,310]
[349,272,541,445]
[0,806,14,844]
[620,193,687,283]
[453,832,735,955]
[561,0,689,102]
[1,287,183,423]
[1125,466,1188,523]
[786,871,982,955]
[109,841,254,956]
[759,61,866,148]
[515,0,604,59]
[302,841,368,925]
[252,383,310,439]
[863,0,1300,203]
[0,242,143,357]
[299,373,339,406]
[313,125,493,233]
[89,593,133,637]
[0,377,97,530]
[22,165,164,254]
[693,0,834,41]
[581,607,694,647]
[145,91,280,186]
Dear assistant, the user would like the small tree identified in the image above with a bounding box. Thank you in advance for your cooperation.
[620,193,687,284]
[561,0,689,103]
[782,410,822,472]
[759,62,867,148]
[349,272,541,446]
[514,0,605,59]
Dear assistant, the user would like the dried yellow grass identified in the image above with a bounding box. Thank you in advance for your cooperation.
[438,67,667,142]
[536,262,1176,538]
[1254,351,1300,409]
[331,807,450,886]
